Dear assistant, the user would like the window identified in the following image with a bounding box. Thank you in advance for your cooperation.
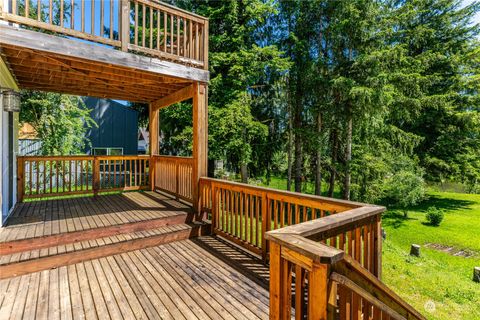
[92,147,123,156]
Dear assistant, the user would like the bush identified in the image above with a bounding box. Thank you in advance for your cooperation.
[425,206,444,226]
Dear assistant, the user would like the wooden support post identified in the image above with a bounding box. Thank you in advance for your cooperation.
[192,82,208,213]
[373,213,382,279]
[93,156,100,196]
[120,0,130,52]
[16,157,24,203]
[308,262,329,320]
[269,241,283,320]
[262,192,269,262]
[149,103,159,191]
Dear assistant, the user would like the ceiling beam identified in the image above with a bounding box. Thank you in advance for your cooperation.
[151,84,194,111]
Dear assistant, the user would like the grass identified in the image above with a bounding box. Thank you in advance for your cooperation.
[382,192,480,320]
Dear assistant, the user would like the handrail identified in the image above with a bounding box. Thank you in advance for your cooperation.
[265,204,426,320]
[17,155,150,201]
[0,0,208,70]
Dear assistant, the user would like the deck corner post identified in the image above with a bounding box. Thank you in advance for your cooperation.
[17,156,24,203]
[308,262,329,320]
[261,192,269,262]
[373,213,382,279]
[149,103,159,191]
[192,82,208,213]
[120,0,130,52]
[93,156,100,197]
[269,241,282,320]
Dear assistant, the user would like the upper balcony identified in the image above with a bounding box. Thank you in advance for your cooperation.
[0,0,209,102]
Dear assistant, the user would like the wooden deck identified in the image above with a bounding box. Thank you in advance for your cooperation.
[0,236,270,320]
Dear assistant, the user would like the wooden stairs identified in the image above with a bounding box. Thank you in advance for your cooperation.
[0,212,211,279]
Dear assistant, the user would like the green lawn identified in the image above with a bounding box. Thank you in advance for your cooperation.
[382,192,480,320]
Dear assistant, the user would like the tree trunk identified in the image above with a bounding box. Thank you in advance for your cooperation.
[294,97,303,193]
[328,128,337,197]
[286,79,293,191]
[343,112,353,200]
[314,112,322,195]
[240,163,248,183]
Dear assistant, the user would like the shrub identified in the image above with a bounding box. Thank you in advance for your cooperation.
[425,206,444,226]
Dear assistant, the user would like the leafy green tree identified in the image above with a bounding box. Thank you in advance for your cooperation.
[20,91,96,155]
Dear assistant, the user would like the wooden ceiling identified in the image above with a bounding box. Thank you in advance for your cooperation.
[0,44,194,103]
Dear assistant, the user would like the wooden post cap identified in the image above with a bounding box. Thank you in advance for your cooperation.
[474,267,480,283]
[410,244,421,257]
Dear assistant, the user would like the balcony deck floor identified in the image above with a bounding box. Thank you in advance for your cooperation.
[0,192,192,243]
[0,236,270,320]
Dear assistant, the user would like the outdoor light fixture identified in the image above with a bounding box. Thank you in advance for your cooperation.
[1,88,21,113]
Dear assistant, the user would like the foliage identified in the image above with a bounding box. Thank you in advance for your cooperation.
[425,206,445,226]
[153,0,480,200]
[19,91,96,155]
[385,170,427,214]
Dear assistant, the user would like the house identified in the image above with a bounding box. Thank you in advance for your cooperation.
[0,57,19,225]
[84,97,139,156]
[0,1,424,319]
[18,98,139,156]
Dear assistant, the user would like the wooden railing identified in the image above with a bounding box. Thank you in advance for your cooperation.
[198,177,362,259]
[17,155,150,201]
[0,0,208,69]
[152,155,193,202]
[266,207,426,320]
[198,177,424,319]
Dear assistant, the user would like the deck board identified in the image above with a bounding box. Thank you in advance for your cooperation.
[0,237,270,320]
[0,192,192,243]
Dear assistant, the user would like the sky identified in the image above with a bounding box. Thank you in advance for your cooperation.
[463,0,480,26]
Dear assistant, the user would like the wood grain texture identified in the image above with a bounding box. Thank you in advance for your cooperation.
[0,237,270,320]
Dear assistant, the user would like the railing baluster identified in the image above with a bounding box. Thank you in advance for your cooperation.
[142,3,146,47]
[100,0,104,36]
[134,1,138,45]
[91,0,94,35]
[60,0,64,26]
[71,0,74,29]
[81,0,84,32]
[109,0,113,39]
[149,7,153,49]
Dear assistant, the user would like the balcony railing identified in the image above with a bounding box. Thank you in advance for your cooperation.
[17,155,150,201]
[0,0,208,69]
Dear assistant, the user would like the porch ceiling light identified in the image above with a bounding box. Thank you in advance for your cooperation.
[2,89,21,113]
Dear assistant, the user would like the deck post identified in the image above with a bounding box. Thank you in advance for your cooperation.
[149,103,159,191]
[192,82,208,214]
[93,156,100,196]
[16,156,24,203]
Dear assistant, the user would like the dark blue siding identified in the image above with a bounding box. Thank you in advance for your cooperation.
[83,97,138,155]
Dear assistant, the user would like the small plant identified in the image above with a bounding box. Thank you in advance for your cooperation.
[425,206,444,226]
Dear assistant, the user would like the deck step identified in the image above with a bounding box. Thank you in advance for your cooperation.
[0,222,211,279]
[0,212,190,255]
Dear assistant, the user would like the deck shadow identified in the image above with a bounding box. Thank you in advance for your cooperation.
[192,235,270,289]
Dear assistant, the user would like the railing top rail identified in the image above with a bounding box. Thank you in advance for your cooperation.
[266,205,385,241]
[199,177,366,210]
[142,0,209,22]
[153,155,193,159]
